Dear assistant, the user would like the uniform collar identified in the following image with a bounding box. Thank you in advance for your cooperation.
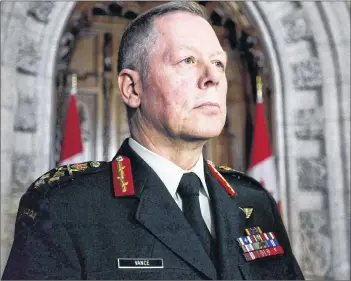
[128,138,209,200]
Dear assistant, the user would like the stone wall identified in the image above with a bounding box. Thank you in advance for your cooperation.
[1,1,75,272]
[1,1,350,279]
[247,2,350,279]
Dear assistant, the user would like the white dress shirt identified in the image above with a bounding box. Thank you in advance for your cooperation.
[129,138,215,236]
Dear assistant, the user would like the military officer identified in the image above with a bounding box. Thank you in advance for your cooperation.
[2,2,304,280]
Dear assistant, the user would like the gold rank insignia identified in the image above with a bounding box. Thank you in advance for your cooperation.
[207,160,237,197]
[30,161,104,192]
[112,155,135,197]
[239,207,254,219]
[48,167,68,183]
[90,161,100,168]
[71,163,88,170]
[219,165,234,171]
[34,172,51,189]
[68,163,88,175]
[219,165,246,175]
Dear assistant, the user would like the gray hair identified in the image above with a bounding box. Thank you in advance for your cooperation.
[117,1,209,85]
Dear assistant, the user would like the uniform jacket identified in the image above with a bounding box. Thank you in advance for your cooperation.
[2,140,304,280]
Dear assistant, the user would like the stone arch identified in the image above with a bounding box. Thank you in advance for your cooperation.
[242,3,350,279]
[1,2,349,279]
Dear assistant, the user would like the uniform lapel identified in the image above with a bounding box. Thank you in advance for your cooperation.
[204,163,246,280]
[114,140,217,280]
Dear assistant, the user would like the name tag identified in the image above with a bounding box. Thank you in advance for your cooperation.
[118,258,164,269]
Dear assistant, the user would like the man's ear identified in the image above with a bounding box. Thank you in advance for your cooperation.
[118,69,142,109]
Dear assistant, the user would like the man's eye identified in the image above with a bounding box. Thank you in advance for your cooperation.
[214,60,225,68]
[182,57,195,64]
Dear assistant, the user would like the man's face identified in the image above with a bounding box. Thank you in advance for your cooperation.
[141,12,228,142]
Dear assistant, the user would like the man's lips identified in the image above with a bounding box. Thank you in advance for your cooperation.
[194,102,220,109]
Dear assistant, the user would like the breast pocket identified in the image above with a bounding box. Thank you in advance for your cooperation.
[238,255,291,280]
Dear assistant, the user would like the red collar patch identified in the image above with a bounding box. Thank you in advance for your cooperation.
[207,160,237,197]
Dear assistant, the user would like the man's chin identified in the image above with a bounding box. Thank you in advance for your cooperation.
[177,118,225,142]
[182,128,224,142]
[195,119,225,138]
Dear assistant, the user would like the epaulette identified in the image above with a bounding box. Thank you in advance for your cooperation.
[216,164,263,188]
[207,161,264,196]
[217,165,245,175]
[28,161,107,195]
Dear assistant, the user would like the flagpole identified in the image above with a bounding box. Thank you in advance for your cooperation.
[71,73,77,95]
[256,75,263,104]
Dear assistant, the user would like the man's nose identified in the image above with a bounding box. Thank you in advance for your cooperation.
[198,63,221,89]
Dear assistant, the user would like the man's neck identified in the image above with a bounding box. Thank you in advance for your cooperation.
[131,133,206,171]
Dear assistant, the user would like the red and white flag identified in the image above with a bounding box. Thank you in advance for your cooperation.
[59,76,83,166]
[247,77,281,211]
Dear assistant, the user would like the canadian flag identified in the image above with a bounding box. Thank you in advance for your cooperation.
[247,77,281,211]
[59,76,84,166]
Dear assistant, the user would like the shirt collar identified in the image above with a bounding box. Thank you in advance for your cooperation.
[128,138,209,199]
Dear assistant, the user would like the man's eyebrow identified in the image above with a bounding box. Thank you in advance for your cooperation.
[178,45,197,52]
[178,47,228,60]
[210,51,228,60]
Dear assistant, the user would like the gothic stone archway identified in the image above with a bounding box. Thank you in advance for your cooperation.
[1,2,349,279]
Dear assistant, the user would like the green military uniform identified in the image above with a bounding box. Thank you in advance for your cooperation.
[2,139,304,280]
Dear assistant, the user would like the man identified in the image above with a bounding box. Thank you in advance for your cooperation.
[2,2,304,280]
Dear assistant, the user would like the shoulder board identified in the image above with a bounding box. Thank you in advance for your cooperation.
[207,161,264,193]
[216,164,262,188]
[28,161,107,195]
[217,165,245,174]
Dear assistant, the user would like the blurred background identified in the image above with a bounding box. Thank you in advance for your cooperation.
[1,1,350,279]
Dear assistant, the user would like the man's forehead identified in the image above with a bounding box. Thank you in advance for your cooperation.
[155,11,210,32]
[156,10,204,22]
[154,11,222,49]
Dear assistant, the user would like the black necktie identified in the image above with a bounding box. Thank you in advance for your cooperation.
[177,172,214,259]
